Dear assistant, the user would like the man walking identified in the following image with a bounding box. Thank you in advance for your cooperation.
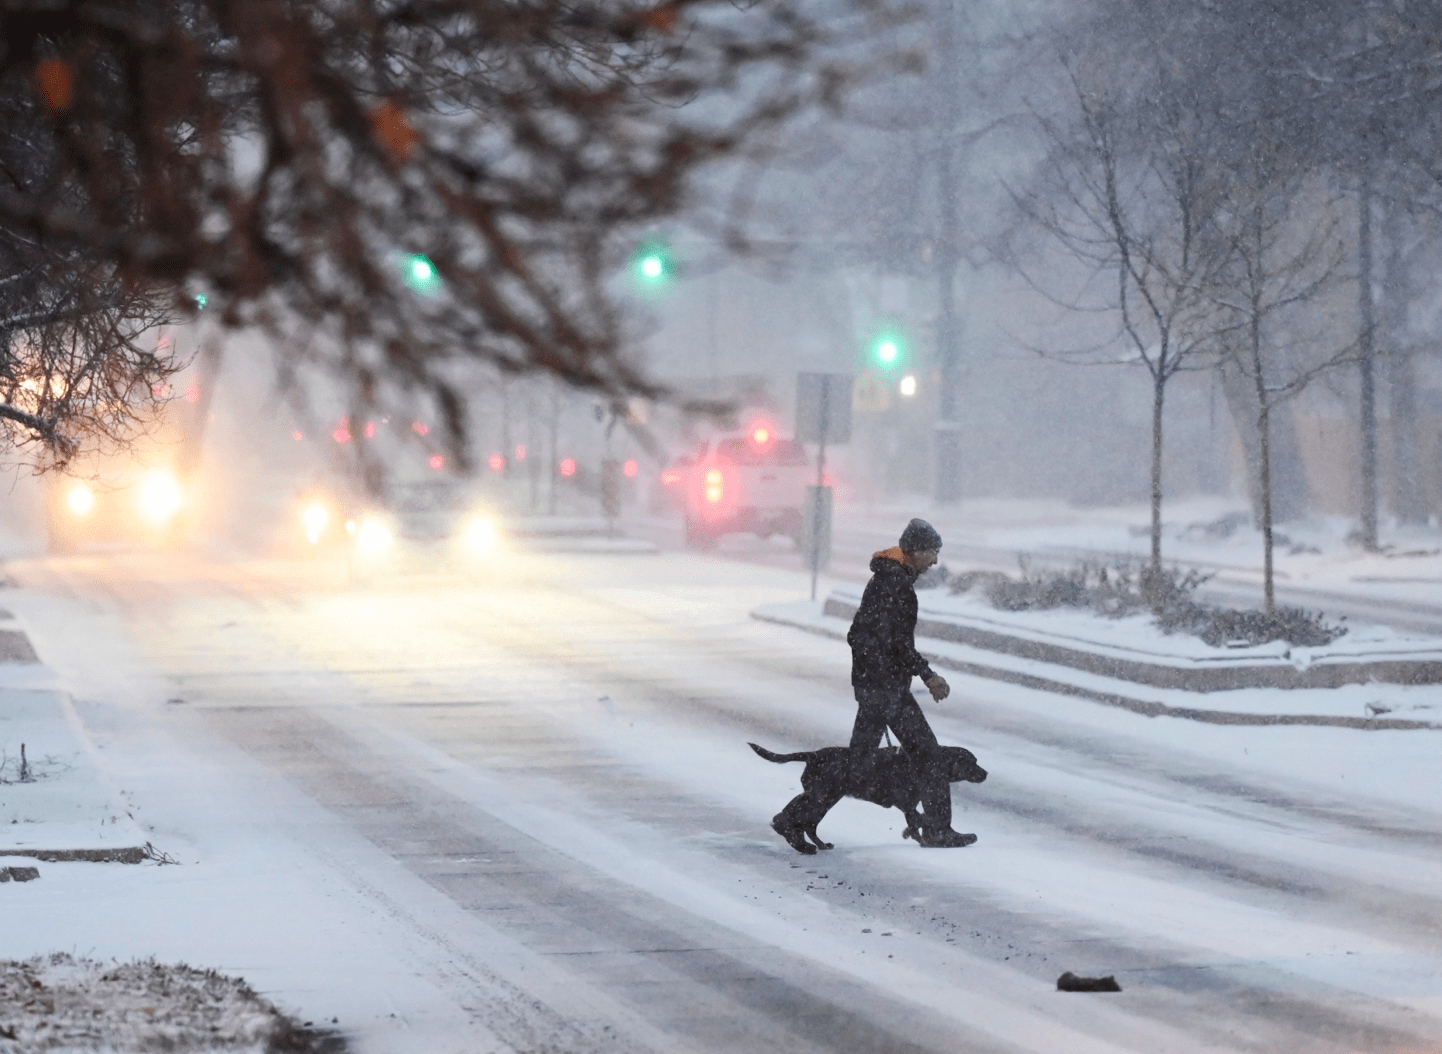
[769,518,976,852]
[845,518,974,847]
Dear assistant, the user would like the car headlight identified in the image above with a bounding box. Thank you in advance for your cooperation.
[302,501,330,544]
[138,472,182,524]
[354,516,394,554]
[464,515,497,554]
[65,482,95,518]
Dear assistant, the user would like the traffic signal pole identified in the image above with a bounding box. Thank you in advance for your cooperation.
[797,372,851,601]
[809,387,829,601]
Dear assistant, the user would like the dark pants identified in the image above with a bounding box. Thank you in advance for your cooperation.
[848,685,951,832]
[772,684,952,834]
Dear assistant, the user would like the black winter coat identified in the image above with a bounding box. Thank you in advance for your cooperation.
[847,550,937,690]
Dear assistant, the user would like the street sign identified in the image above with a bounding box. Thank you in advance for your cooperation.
[796,373,853,444]
[851,372,891,413]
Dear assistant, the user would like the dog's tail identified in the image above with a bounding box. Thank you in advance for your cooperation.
[748,742,816,765]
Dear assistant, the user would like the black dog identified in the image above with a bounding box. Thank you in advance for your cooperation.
[749,742,987,854]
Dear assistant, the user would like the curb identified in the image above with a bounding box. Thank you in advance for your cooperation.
[751,610,1442,732]
[0,619,154,864]
[0,846,150,863]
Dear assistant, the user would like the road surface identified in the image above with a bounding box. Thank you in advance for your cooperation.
[9,545,1442,1053]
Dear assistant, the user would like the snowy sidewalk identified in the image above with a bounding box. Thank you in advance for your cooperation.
[0,609,149,864]
[755,598,1442,731]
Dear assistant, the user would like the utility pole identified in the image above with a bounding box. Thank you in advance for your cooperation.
[548,386,560,515]
[1357,178,1380,551]
[933,0,965,503]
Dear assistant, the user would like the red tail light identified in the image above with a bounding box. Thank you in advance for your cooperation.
[661,470,683,486]
[704,469,724,504]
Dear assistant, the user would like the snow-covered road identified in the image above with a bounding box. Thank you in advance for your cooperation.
[7,546,1442,1053]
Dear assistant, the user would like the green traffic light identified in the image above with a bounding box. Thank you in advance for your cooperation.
[631,239,674,289]
[870,327,905,370]
[401,252,442,296]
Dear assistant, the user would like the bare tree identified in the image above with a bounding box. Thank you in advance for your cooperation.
[1153,0,1442,544]
[1295,1,1442,545]
[0,69,181,467]
[1211,170,1352,614]
[0,0,909,474]
[1011,46,1233,585]
[0,263,179,468]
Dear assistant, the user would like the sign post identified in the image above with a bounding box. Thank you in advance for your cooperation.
[796,372,853,600]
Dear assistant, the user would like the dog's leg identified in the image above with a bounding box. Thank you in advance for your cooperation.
[900,805,924,843]
[800,790,844,851]
[771,815,817,855]
[803,825,833,851]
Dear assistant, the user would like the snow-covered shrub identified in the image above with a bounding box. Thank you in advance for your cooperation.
[969,559,1192,619]
[1195,607,1346,648]
[967,558,1346,648]
[0,953,341,1053]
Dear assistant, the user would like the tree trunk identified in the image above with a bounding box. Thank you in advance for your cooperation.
[1248,344,1276,616]
[1381,201,1429,524]
[1247,252,1276,616]
[1149,368,1165,580]
[1389,349,1427,523]
[1218,363,1310,523]
[1257,403,1275,615]
[1357,178,1380,548]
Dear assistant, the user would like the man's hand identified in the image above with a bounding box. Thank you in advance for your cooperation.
[924,674,950,702]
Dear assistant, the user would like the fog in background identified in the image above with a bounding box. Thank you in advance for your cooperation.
[14,0,1442,550]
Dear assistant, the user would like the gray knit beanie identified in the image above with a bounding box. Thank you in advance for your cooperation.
[899,517,942,553]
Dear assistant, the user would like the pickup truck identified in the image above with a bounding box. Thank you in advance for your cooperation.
[665,427,813,548]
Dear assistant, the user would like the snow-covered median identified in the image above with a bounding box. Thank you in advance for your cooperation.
[824,585,1442,690]
[755,597,1442,727]
[0,954,340,1053]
